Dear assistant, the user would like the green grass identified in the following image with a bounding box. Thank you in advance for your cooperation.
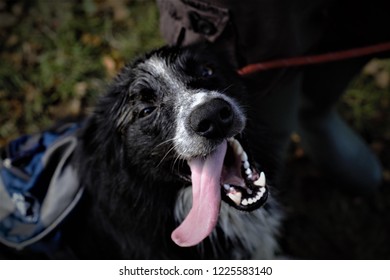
[0,0,164,145]
[339,59,390,138]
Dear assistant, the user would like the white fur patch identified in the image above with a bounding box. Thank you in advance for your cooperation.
[140,55,246,159]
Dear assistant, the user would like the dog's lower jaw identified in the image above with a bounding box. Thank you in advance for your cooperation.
[174,186,281,259]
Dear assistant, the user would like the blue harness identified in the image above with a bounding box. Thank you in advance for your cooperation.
[0,123,83,253]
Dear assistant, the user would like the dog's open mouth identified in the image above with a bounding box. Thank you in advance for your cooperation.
[222,137,268,210]
[171,136,268,247]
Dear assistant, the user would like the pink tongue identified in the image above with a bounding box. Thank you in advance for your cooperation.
[171,141,227,247]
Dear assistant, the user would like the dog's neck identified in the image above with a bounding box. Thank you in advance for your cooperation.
[68,118,196,258]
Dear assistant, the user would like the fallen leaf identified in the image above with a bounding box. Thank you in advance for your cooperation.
[49,99,81,118]
[108,0,129,22]
[375,70,390,89]
[290,132,301,143]
[103,55,117,77]
[74,81,88,98]
[363,59,382,76]
[81,33,103,46]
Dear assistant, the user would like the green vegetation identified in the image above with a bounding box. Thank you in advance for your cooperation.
[340,59,390,139]
[0,0,163,145]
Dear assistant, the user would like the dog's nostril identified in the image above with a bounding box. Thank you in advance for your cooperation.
[219,106,232,121]
[189,98,235,139]
[198,120,212,134]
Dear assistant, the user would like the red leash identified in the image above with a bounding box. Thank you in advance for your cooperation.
[238,42,390,76]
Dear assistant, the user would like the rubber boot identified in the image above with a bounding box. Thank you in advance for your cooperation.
[299,108,382,194]
[299,58,383,194]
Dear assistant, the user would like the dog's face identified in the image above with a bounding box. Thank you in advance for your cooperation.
[107,45,268,247]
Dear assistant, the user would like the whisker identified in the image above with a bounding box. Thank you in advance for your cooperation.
[156,143,177,168]
[152,137,176,152]
[220,84,234,94]
[171,153,186,177]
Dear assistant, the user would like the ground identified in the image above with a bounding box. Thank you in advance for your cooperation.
[1,0,389,259]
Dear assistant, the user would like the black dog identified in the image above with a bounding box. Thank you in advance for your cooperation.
[0,44,281,259]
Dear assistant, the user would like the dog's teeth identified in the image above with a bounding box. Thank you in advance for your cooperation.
[228,138,237,148]
[241,199,248,206]
[243,161,250,169]
[248,198,254,204]
[232,139,243,155]
[227,192,242,206]
[245,168,252,175]
[241,152,248,162]
[223,184,230,191]
[254,172,266,187]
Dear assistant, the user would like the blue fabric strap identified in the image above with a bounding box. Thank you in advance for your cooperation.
[0,123,83,251]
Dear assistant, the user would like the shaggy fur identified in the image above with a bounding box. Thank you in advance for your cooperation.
[2,44,281,259]
[63,44,282,259]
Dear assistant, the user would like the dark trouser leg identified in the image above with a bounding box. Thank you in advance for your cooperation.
[245,70,302,182]
[299,58,383,194]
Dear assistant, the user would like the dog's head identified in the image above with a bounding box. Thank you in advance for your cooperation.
[102,44,269,247]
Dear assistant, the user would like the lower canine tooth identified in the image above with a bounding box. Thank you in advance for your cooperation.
[227,192,242,206]
[235,143,243,155]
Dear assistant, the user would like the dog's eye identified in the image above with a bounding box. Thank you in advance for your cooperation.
[139,106,156,118]
[200,66,213,78]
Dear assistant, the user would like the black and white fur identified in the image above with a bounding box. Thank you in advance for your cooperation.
[27,44,282,259]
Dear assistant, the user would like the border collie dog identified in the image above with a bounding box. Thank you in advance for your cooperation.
[3,44,281,259]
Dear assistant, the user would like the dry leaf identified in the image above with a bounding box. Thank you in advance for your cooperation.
[103,55,117,77]
[290,132,301,143]
[81,33,102,46]
[74,81,88,98]
[49,99,81,118]
[363,59,381,76]
[108,0,129,22]
[375,70,390,89]
[294,147,305,159]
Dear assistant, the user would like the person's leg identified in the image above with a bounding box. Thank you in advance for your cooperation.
[156,0,384,193]
[299,58,383,194]
[156,0,304,181]
[297,0,390,194]
[243,70,301,181]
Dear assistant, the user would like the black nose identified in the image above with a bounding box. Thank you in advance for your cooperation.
[189,98,234,139]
